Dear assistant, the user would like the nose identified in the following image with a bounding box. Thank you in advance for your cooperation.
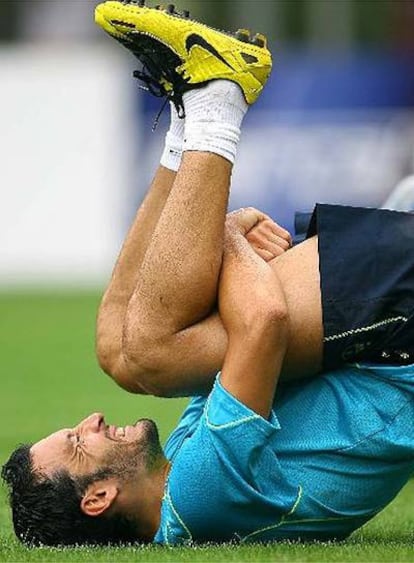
[77,412,104,433]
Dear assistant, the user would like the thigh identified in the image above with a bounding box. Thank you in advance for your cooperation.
[271,236,324,379]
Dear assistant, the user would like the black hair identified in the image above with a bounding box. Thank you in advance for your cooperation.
[1,444,140,547]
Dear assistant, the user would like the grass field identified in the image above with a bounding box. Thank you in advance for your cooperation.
[0,291,413,562]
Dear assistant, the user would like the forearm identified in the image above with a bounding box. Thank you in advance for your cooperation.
[222,320,287,418]
[219,228,289,418]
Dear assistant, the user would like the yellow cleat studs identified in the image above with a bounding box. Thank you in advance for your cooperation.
[236,29,251,43]
[251,33,267,48]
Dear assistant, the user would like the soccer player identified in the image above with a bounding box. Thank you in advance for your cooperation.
[3,1,414,547]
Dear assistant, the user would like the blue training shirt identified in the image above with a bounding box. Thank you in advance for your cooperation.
[154,363,414,545]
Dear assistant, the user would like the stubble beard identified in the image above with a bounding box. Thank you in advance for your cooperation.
[103,419,163,480]
[77,419,164,493]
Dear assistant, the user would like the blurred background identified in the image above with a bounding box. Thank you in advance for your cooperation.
[1,0,414,286]
[1,0,414,539]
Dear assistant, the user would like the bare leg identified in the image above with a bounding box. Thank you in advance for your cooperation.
[98,83,322,397]
[93,6,322,398]
[101,80,248,395]
[123,151,230,395]
[99,160,322,397]
[96,165,176,386]
[103,198,322,397]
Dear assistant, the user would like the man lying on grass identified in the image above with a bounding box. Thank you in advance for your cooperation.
[3,0,414,547]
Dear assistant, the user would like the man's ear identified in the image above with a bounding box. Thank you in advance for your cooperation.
[80,480,119,517]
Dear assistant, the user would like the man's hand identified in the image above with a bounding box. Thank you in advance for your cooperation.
[226,208,292,262]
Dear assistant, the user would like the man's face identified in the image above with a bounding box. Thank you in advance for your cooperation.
[30,412,163,481]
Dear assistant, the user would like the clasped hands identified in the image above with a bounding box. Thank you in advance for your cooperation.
[226,207,292,262]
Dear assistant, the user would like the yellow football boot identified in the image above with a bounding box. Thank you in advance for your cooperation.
[95,0,272,112]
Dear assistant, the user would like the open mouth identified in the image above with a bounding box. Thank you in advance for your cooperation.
[104,418,156,441]
[106,422,136,440]
[107,425,127,439]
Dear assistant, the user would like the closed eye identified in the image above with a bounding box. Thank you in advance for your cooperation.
[66,432,81,447]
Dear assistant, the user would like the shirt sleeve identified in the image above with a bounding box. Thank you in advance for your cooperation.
[156,375,300,545]
[207,374,280,427]
[163,394,207,461]
[205,374,281,456]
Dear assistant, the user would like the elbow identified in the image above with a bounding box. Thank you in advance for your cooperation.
[238,299,289,349]
[243,297,289,334]
[261,299,289,335]
[265,301,289,325]
[260,301,290,350]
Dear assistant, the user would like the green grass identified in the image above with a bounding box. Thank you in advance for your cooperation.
[0,290,413,562]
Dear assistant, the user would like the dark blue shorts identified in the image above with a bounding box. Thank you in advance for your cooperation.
[305,204,414,370]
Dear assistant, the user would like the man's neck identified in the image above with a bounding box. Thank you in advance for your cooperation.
[121,460,171,541]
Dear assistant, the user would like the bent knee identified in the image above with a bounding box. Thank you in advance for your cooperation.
[102,308,194,396]
[97,346,157,395]
[95,304,172,395]
[114,328,177,396]
[96,339,116,378]
[95,332,151,394]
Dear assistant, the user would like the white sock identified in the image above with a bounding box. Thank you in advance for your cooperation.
[160,102,185,172]
[182,80,248,164]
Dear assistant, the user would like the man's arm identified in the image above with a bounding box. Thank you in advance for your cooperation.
[219,218,289,418]
[97,175,291,397]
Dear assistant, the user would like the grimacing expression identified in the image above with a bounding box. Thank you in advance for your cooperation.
[30,412,163,480]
